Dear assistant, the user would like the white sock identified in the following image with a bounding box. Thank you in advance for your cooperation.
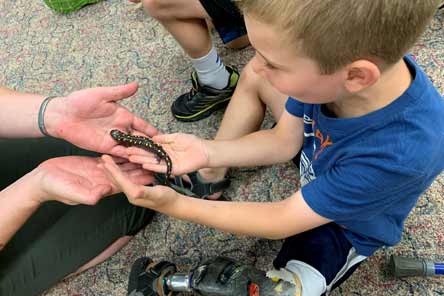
[191,46,230,89]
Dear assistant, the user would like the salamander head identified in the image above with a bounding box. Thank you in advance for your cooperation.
[110,129,125,141]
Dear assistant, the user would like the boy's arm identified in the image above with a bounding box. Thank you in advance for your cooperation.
[159,189,329,239]
[134,111,303,175]
[103,155,330,239]
[206,110,304,168]
[172,190,331,239]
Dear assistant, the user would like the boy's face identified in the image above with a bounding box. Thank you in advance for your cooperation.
[244,14,347,103]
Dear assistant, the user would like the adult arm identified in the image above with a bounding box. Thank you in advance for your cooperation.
[0,83,158,157]
[0,171,41,251]
[0,87,46,137]
[0,155,153,251]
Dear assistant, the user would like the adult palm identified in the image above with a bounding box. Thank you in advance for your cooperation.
[49,82,158,158]
[36,155,153,206]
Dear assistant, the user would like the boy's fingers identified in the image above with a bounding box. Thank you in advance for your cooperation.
[128,154,159,165]
[109,146,128,159]
[102,158,145,199]
[109,155,129,164]
[127,169,149,178]
[102,155,129,186]
[142,163,167,174]
[103,162,130,191]
[118,161,143,172]
[127,146,156,157]
[130,173,155,185]
[102,154,116,163]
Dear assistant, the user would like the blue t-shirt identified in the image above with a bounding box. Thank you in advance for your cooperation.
[285,55,444,256]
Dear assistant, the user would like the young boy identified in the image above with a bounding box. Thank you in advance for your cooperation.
[103,0,444,295]
[132,0,247,122]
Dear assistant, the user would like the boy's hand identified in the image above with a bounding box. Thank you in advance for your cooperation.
[127,133,209,175]
[101,155,179,211]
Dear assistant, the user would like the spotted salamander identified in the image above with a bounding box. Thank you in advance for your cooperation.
[110,129,172,184]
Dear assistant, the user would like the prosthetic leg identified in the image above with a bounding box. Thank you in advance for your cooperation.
[127,256,301,296]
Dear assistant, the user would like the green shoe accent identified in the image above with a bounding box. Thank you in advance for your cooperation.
[43,0,103,13]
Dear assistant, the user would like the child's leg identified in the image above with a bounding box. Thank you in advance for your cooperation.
[141,0,211,58]
[140,0,244,121]
[273,223,367,295]
[198,60,288,195]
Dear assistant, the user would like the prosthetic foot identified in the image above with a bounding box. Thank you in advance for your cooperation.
[127,256,300,296]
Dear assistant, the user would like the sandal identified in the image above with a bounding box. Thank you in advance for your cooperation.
[154,171,231,201]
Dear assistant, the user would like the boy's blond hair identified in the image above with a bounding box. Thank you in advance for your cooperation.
[238,0,440,74]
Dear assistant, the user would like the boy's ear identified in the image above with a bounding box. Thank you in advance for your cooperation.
[344,60,381,93]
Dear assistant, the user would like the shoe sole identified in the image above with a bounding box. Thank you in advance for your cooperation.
[172,97,231,122]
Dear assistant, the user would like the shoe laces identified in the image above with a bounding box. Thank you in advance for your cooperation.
[188,76,199,100]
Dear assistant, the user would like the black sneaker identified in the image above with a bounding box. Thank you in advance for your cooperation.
[171,66,240,122]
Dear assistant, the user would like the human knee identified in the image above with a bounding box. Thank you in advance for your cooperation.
[238,61,274,107]
[141,0,172,20]
[238,61,263,92]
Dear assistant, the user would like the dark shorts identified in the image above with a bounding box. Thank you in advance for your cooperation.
[199,0,246,43]
[274,223,367,293]
[0,138,154,296]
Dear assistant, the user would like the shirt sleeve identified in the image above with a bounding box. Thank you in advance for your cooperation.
[285,97,304,118]
[301,155,425,223]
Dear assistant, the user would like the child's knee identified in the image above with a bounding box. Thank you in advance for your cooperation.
[141,0,171,20]
[238,61,265,92]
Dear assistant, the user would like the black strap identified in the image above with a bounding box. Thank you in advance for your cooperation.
[188,172,231,197]
[154,172,231,198]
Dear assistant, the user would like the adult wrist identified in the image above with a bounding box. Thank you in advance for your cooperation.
[38,96,63,138]
[38,96,56,137]
[17,169,46,207]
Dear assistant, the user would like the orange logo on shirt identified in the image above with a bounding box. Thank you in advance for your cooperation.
[314,129,333,160]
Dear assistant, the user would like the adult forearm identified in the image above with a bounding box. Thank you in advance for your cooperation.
[205,129,299,168]
[0,171,42,250]
[0,87,46,138]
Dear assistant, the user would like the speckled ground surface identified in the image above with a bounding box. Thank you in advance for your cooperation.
[0,1,443,295]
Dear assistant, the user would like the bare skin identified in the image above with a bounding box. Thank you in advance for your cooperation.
[129,0,249,56]
[0,83,157,284]
[122,12,413,204]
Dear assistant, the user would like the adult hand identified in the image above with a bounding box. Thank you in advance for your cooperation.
[101,155,179,211]
[33,155,154,206]
[45,82,158,158]
[126,133,209,176]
